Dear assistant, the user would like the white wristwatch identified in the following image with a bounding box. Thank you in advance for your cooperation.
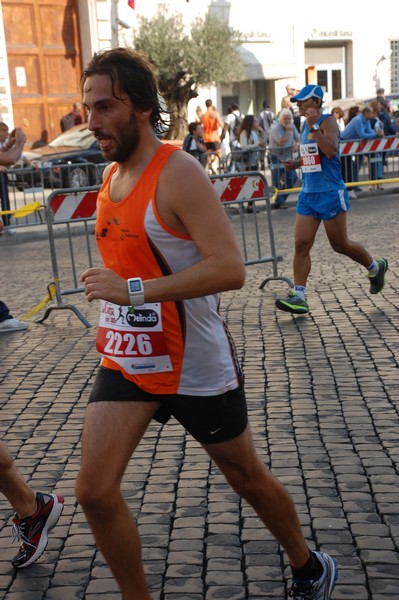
[311,123,320,133]
[127,277,145,307]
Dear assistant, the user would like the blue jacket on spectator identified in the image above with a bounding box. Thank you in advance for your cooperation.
[341,113,376,140]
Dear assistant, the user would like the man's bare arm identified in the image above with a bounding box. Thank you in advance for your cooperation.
[0,128,26,167]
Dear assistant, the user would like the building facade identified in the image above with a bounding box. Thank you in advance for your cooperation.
[0,0,397,143]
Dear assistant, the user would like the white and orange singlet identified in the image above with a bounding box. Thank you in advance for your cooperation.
[95,144,241,396]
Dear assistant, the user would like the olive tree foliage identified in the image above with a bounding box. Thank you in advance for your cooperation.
[132,6,243,139]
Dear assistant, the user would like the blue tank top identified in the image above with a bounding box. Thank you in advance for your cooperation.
[300,114,345,193]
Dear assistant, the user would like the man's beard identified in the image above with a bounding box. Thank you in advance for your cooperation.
[99,114,140,163]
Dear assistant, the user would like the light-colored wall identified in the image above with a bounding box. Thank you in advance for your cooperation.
[0,0,395,129]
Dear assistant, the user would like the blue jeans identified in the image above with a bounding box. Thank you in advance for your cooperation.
[270,155,298,204]
[0,172,10,227]
[0,300,12,323]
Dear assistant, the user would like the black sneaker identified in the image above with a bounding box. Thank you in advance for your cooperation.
[275,291,309,314]
[289,551,338,599]
[11,492,64,568]
[368,257,388,294]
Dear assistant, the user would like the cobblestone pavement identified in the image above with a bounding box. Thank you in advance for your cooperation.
[0,189,398,599]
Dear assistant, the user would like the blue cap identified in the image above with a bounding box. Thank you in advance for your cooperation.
[291,85,324,102]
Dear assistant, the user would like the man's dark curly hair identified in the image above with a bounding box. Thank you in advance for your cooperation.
[81,47,169,134]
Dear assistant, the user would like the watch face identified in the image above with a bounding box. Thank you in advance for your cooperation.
[129,279,142,293]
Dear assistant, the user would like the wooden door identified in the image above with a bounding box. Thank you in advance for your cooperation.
[3,0,83,146]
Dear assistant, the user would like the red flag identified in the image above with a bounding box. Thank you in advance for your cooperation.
[128,0,135,8]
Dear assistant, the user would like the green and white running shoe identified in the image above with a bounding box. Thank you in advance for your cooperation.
[368,257,388,295]
[275,291,309,314]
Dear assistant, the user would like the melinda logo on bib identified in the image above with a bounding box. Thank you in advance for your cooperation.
[127,308,159,328]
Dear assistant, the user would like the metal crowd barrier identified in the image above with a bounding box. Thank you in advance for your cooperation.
[4,162,107,229]
[4,136,398,232]
[222,135,399,185]
[36,186,100,327]
[210,171,293,289]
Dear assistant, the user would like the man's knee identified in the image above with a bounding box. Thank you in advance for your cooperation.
[75,470,114,512]
[222,457,265,497]
[294,238,313,254]
[330,238,350,255]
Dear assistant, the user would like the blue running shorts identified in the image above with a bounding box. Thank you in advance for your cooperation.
[296,189,350,221]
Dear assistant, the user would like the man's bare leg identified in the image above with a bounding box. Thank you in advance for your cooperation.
[292,214,321,286]
[0,440,37,518]
[75,401,159,600]
[204,426,310,569]
[324,211,373,267]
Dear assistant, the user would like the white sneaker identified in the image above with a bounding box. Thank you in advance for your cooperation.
[0,318,28,332]
[348,190,357,199]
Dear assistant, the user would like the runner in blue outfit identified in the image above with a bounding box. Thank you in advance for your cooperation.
[275,84,388,315]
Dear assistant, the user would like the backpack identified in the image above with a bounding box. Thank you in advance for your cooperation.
[232,113,243,138]
[60,112,75,132]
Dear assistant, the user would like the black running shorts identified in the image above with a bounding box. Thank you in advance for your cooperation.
[88,366,248,445]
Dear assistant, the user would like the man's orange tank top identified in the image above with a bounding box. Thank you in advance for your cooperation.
[95,144,241,396]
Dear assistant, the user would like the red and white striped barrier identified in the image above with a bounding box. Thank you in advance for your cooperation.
[211,174,266,202]
[340,136,399,155]
[49,190,99,222]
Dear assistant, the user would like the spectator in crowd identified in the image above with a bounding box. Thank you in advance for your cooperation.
[195,105,203,123]
[268,108,300,209]
[0,121,10,150]
[221,102,244,172]
[238,115,265,212]
[340,106,383,198]
[182,122,207,167]
[376,88,392,114]
[281,84,301,132]
[340,106,361,195]
[202,99,224,173]
[0,126,26,231]
[60,101,83,132]
[238,114,264,170]
[274,84,388,316]
[257,100,275,142]
[281,84,296,110]
[331,106,345,132]
[368,100,384,189]
[0,298,27,331]
[345,106,360,125]
[254,116,268,170]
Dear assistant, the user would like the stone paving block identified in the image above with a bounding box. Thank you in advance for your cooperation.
[331,585,371,599]
[164,596,202,600]
[4,593,46,600]
[360,550,399,565]
[369,579,399,595]
[205,585,245,599]
[206,546,242,560]
[166,563,202,579]
[46,583,87,600]
[167,550,203,565]
[163,577,203,595]
[84,578,120,594]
